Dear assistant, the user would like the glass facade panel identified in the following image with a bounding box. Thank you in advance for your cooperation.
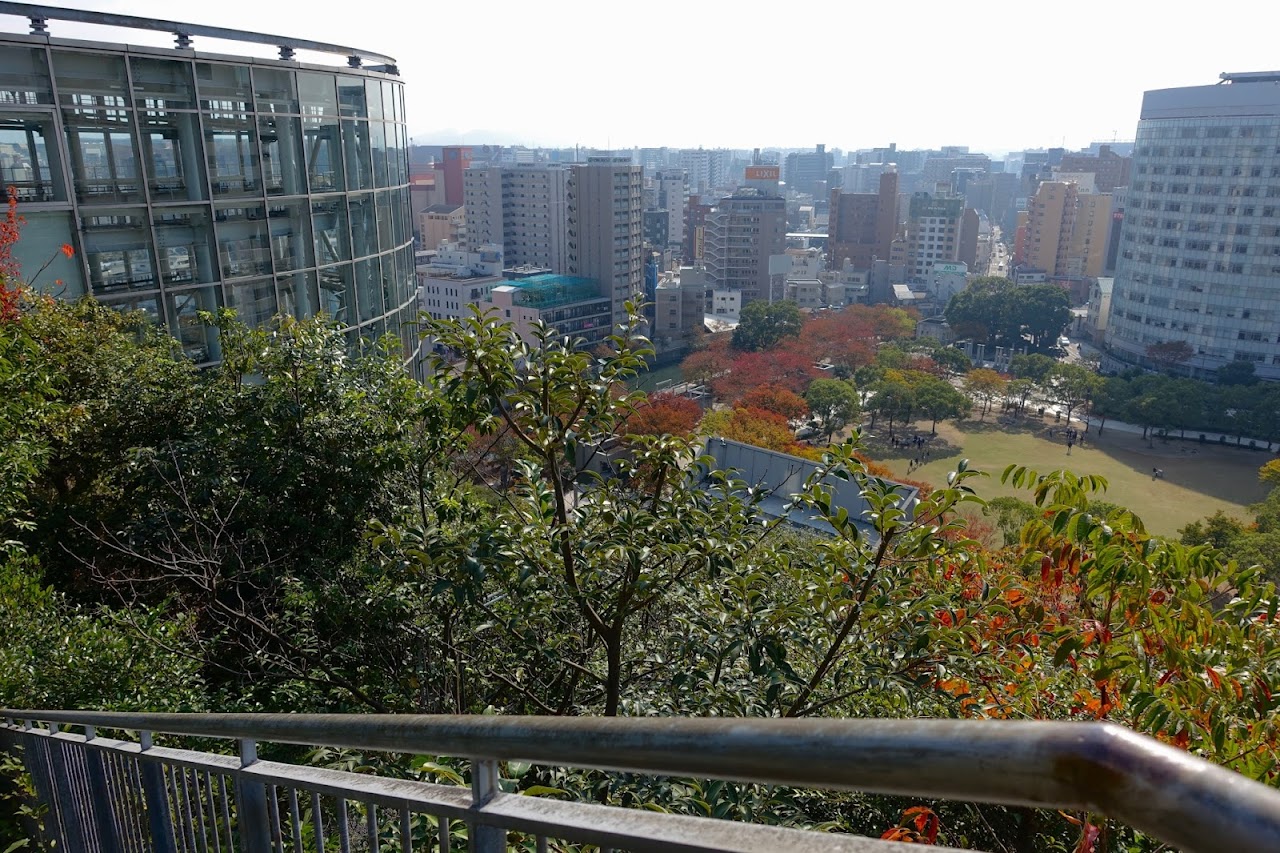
[204,109,261,197]
[130,57,196,110]
[348,193,377,258]
[267,199,312,271]
[311,196,350,265]
[380,246,397,315]
[260,115,307,196]
[226,277,278,327]
[364,79,383,121]
[52,51,128,107]
[369,120,388,188]
[383,81,396,124]
[390,188,406,250]
[0,46,53,105]
[153,206,218,286]
[19,211,82,296]
[355,256,383,322]
[138,109,206,201]
[375,191,394,252]
[167,285,223,362]
[341,119,372,190]
[297,72,338,117]
[0,112,68,202]
[100,292,161,325]
[82,208,155,295]
[336,76,367,117]
[317,262,354,326]
[195,63,252,111]
[253,67,297,114]
[302,115,342,191]
[278,269,318,320]
[62,107,142,203]
[215,202,271,278]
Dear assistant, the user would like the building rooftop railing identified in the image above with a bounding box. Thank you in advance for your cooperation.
[4,710,1280,852]
[0,1,397,68]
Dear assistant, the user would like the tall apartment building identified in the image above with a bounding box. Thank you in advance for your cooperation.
[655,169,686,247]
[827,171,900,270]
[784,144,834,197]
[679,149,730,195]
[463,165,570,273]
[905,193,965,280]
[703,182,787,305]
[1057,144,1132,193]
[567,156,644,329]
[1105,72,1280,381]
[683,195,713,263]
[436,146,472,205]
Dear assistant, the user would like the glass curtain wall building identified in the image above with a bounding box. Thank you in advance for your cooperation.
[1105,73,1280,381]
[0,13,414,364]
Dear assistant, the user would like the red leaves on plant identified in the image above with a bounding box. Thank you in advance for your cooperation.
[59,242,74,258]
[905,806,940,844]
[882,807,940,844]
[1040,555,1052,584]
[1074,821,1101,853]
[1149,589,1168,606]
[1204,665,1223,690]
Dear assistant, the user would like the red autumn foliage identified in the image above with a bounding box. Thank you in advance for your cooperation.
[625,392,702,439]
[717,347,819,403]
[1,186,23,322]
[738,384,809,421]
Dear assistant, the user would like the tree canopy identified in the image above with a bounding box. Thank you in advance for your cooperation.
[731,300,804,352]
[945,278,1070,350]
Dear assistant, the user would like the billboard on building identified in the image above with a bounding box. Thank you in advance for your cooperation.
[745,166,781,181]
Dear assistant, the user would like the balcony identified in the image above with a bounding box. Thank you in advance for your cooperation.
[4,711,1279,852]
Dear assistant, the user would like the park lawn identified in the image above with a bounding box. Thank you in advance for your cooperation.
[880,419,1271,537]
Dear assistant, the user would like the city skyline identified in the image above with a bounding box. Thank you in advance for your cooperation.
[7,0,1279,155]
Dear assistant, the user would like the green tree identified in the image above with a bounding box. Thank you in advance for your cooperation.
[731,300,804,352]
[1044,362,1101,425]
[1009,352,1058,385]
[805,378,861,444]
[425,304,789,715]
[868,379,916,440]
[1217,360,1259,386]
[963,368,1006,421]
[914,377,968,435]
[1004,377,1036,416]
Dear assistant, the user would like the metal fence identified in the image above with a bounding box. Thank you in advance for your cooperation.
[4,711,1280,852]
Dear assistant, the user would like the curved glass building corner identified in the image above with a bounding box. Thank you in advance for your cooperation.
[0,18,416,363]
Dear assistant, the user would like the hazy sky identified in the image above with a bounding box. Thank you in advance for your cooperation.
[9,0,1280,155]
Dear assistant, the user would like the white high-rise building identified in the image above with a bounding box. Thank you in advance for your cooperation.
[1105,72,1280,381]
[463,164,570,273]
[656,169,686,248]
[568,156,644,329]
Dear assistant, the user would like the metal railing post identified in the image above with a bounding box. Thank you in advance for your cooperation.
[236,738,273,853]
[139,731,177,853]
[83,726,124,853]
[44,726,90,853]
[19,727,67,851]
[468,759,506,853]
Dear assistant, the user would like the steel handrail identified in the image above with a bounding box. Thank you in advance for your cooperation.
[0,1,397,66]
[5,711,1280,851]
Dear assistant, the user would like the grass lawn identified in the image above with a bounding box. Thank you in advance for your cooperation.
[871,417,1272,537]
